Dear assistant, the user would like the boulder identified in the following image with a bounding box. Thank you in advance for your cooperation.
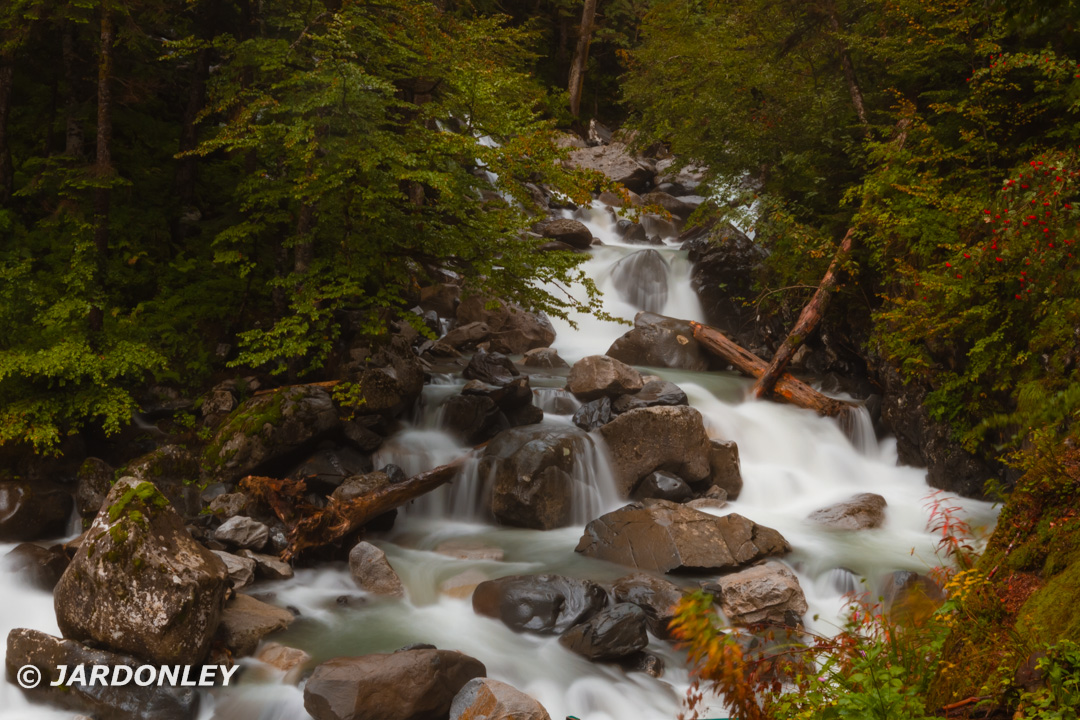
[456,297,556,355]
[450,677,551,720]
[683,222,767,341]
[123,445,202,519]
[344,335,426,417]
[621,652,665,678]
[53,478,229,665]
[207,492,249,519]
[611,379,688,414]
[599,189,643,208]
[258,642,312,683]
[442,321,492,350]
[287,446,373,488]
[534,218,593,250]
[610,250,669,314]
[349,541,406,598]
[463,377,533,410]
[642,191,695,220]
[211,550,256,589]
[213,515,270,550]
[612,573,685,639]
[441,394,510,445]
[204,385,341,483]
[304,649,486,720]
[597,405,712,497]
[572,397,615,431]
[343,419,385,453]
[76,457,114,517]
[522,347,568,369]
[6,628,199,720]
[808,493,888,530]
[472,574,607,634]
[631,471,693,503]
[558,603,648,661]
[464,350,520,386]
[332,470,393,502]
[215,593,295,657]
[566,355,643,401]
[715,561,808,626]
[238,549,295,580]
[606,312,709,371]
[705,440,743,501]
[576,501,790,573]
[565,143,654,193]
[419,283,462,319]
[480,426,592,530]
[2,542,69,592]
[0,480,73,542]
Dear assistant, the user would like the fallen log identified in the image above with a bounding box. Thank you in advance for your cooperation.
[239,459,463,562]
[690,321,855,420]
[754,228,855,399]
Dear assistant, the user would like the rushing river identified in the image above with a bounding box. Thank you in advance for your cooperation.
[0,203,999,720]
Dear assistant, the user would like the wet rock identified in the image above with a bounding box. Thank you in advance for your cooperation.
[612,572,685,639]
[597,405,712,497]
[706,439,743,500]
[435,539,505,561]
[642,191,695,220]
[611,379,689,414]
[576,501,790,573]
[215,593,295,657]
[201,384,239,428]
[610,250,669,313]
[606,312,709,371]
[534,218,593,250]
[463,377,534,413]
[331,470,393,502]
[558,603,648,661]
[572,396,615,431]
[456,297,556,355]
[213,515,270,551]
[464,350,520,386]
[536,239,581,253]
[808,493,887,530]
[621,652,665,678]
[343,419,385,453]
[716,561,808,626]
[472,574,607,634]
[204,385,341,483]
[535,388,580,415]
[522,347,568,369]
[441,394,510,444]
[287,446,372,488]
[566,355,643,401]
[346,335,427,417]
[505,403,544,428]
[349,541,405,598]
[212,550,256,589]
[0,480,73,542]
[76,457,114,518]
[441,569,490,599]
[598,189,643,208]
[257,642,312,683]
[2,543,69,592]
[207,492,249,519]
[122,445,204,520]
[481,426,592,530]
[684,222,767,341]
[442,321,492,350]
[565,142,655,193]
[631,471,694,503]
[54,477,229,665]
[238,550,294,581]
[304,649,486,720]
[686,485,729,511]
[450,677,552,720]
[6,628,199,720]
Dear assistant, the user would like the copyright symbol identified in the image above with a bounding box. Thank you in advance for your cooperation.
[16,665,41,689]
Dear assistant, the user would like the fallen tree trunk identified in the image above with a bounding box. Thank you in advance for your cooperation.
[690,321,854,419]
[239,459,463,562]
[754,228,855,399]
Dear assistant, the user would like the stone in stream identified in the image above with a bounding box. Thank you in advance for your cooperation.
[121,444,202,520]
[471,574,607,635]
[564,142,655,193]
[304,648,486,720]
[257,642,312,684]
[807,493,888,530]
[522,347,568,369]
[610,379,689,414]
[349,541,406,598]
[558,603,649,661]
[610,250,669,314]
[450,677,552,720]
[533,218,593,250]
[53,477,229,665]
[0,480,73,542]
[456,297,556,355]
[212,550,256,589]
[238,549,294,580]
[597,405,712,497]
[704,439,743,500]
[606,312,709,372]
[631,471,694,504]
[463,350,520,386]
[575,501,790,574]
[642,191,696,221]
[1,542,69,592]
[6,628,199,720]
[213,515,270,550]
[612,572,687,640]
[214,593,295,657]
[565,355,643,401]
[711,560,808,626]
[572,396,615,431]
[441,394,511,444]
[442,321,492,350]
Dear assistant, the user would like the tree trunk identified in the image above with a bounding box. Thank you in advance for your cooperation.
[568,0,599,117]
[690,321,854,418]
[824,0,868,127]
[0,50,14,203]
[753,228,855,398]
[89,3,114,334]
[62,21,84,158]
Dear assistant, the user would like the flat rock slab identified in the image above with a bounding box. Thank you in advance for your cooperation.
[807,493,887,530]
[216,593,295,657]
[575,501,789,573]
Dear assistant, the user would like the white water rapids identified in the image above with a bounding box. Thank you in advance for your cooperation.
[0,203,999,720]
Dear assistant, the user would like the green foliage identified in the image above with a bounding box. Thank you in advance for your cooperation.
[1019,641,1080,720]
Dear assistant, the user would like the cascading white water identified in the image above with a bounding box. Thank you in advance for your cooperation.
[0,199,998,720]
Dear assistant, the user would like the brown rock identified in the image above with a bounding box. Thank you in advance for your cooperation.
[612,572,686,639]
[471,574,607,635]
[597,405,711,497]
[566,355,643,401]
[706,440,743,501]
[215,594,295,657]
[450,677,551,720]
[716,561,808,626]
[606,312,709,372]
[349,541,405,598]
[807,493,887,530]
[0,480,73,542]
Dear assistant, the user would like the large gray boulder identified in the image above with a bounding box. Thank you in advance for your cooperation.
[53,478,228,665]
[6,628,199,720]
[610,250,669,314]
[564,143,654,193]
[450,677,551,720]
[123,445,202,519]
[566,355,643,401]
[304,649,486,720]
[204,385,340,482]
[472,574,607,635]
[558,603,648,661]
[576,501,790,573]
[480,426,593,530]
[715,561,808,626]
[808,493,888,530]
[606,312,709,371]
[597,405,711,497]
